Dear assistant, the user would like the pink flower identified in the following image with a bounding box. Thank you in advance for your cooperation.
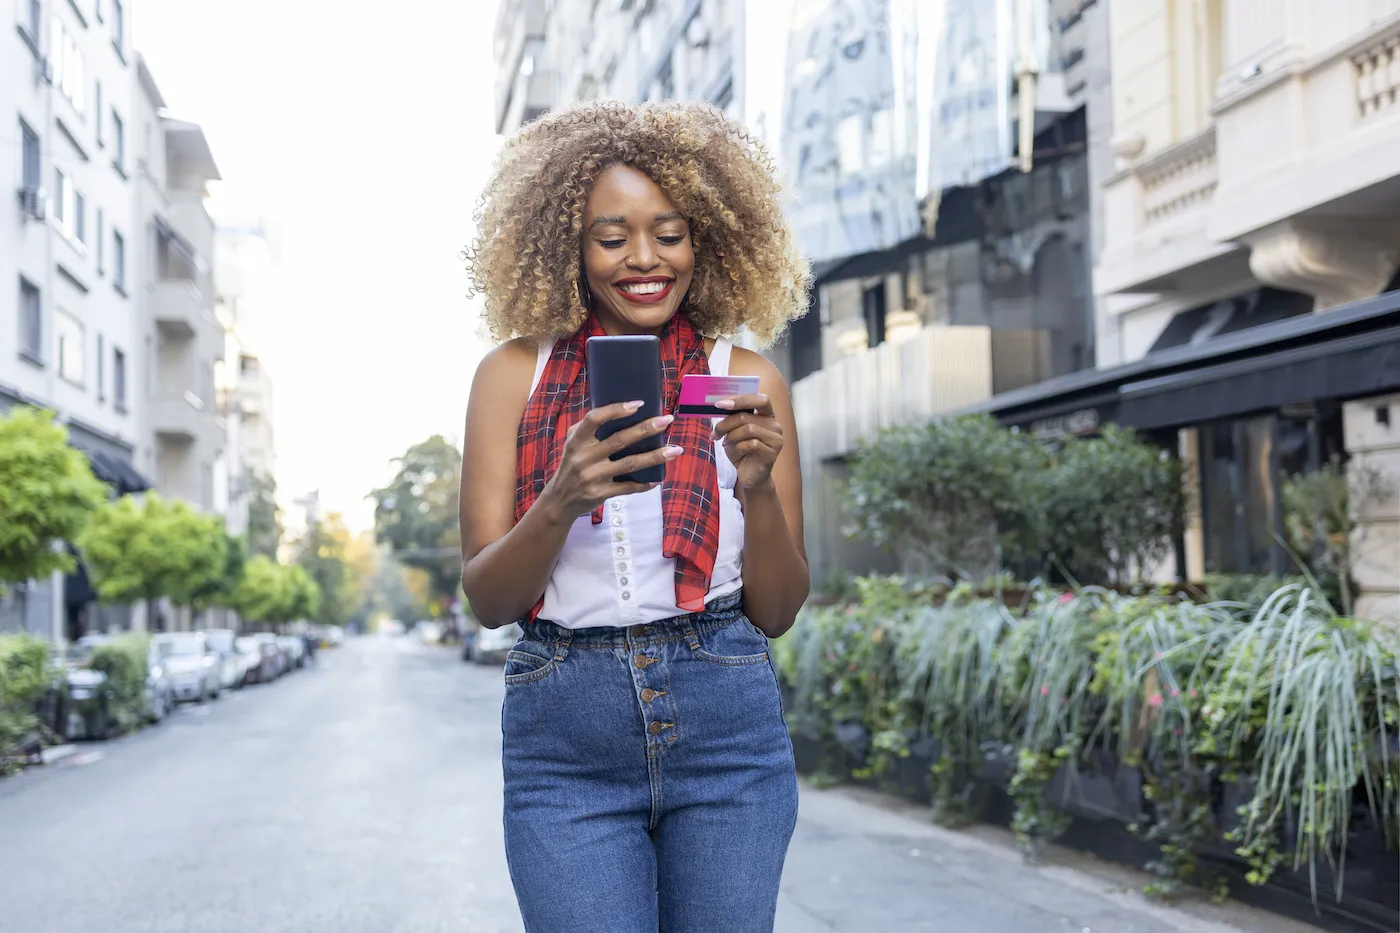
[1170,688,1180,698]
[1040,686,1050,696]
[1147,693,1164,707]
[1058,593,1075,605]
[1190,689,1198,699]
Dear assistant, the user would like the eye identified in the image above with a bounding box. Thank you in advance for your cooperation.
[598,239,625,249]
[658,235,686,246]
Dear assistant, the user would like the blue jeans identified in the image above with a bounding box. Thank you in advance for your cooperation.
[501,592,799,933]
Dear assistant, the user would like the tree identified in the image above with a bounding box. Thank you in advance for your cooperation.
[78,494,225,630]
[369,435,462,614]
[0,407,107,590]
[1040,426,1186,584]
[845,414,1049,580]
[285,564,321,623]
[230,556,322,630]
[245,469,282,560]
[191,533,246,615]
[292,512,360,628]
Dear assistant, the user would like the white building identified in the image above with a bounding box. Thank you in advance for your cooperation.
[131,57,223,513]
[2,0,152,640]
[212,216,278,541]
[2,3,228,639]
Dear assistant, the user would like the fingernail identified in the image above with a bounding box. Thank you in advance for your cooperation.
[663,445,684,459]
[625,400,645,411]
[714,399,735,409]
[652,415,674,429]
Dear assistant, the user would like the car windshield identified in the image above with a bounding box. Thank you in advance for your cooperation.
[205,631,234,652]
[156,636,203,658]
[234,637,257,652]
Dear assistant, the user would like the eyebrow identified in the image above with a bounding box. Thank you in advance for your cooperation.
[589,212,687,229]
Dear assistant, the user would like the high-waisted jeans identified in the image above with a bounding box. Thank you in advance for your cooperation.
[500,591,799,933]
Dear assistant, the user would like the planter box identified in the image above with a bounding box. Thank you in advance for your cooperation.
[1044,751,1144,824]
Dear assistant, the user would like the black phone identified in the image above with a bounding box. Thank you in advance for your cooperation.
[585,335,666,485]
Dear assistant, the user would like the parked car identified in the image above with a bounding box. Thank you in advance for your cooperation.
[232,636,264,685]
[252,634,285,681]
[471,622,521,666]
[321,625,345,647]
[278,635,306,670]
[202,629,244,691]
[153,632,222,704]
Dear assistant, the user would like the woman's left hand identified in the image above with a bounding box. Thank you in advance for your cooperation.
[713,394,783,490]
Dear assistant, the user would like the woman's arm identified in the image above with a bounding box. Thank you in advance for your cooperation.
[726,349,809,638]
[459,341,572,628]
[459,341,682,628]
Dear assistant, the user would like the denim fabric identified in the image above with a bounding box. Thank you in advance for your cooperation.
[501,591,799,933]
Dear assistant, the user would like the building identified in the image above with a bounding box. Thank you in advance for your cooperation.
[2,3,228,640]
[494,0,743,136]
[2,0,152,640]
[132,57,223,514]
[968,0,1400,622]
[212,216,278,542]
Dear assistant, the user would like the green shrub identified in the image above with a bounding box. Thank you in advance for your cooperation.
[88,633,151,734]
[0,634,53,772]
[778,577,1400,906]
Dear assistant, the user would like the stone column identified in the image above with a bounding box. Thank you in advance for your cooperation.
[1246,219,1399,310]
[1344,394,1400,626]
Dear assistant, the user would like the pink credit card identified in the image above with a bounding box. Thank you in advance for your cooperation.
[676,374,761,417]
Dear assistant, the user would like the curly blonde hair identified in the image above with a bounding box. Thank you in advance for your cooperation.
[466,100,811,347]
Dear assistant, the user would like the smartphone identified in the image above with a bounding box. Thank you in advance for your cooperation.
[677,374,761,418]
[586,335,666,485]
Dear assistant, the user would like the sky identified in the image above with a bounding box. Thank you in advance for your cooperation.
[134,0,503,532]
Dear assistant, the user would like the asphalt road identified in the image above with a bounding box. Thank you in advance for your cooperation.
[0,635,1312,933]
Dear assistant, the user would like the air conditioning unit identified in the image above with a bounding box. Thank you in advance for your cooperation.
[17,186,47,222]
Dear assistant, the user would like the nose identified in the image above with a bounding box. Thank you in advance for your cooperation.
[629,239,660,272]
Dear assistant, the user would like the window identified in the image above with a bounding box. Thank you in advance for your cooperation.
[862,282,887,349]
[56,309,85,385]
[113,230,126,291]
[52,169,85,244]
[112,0,125,50]
[20,121,41,189]
[52,15,87,114]
[113,347,128,410]
[112,111,125,172]
[97,334,105,400]
[96,80,104,146]
[18,278,42,361]
[23,0,40,43]
[97,209,105,273]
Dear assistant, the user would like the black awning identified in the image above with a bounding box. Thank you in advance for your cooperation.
[72,445,152,495]
[1120,324,1400,430]
[1148,287,1314,354]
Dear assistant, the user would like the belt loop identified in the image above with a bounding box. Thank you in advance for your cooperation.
[681,623,700,651]
[554,627,571,662]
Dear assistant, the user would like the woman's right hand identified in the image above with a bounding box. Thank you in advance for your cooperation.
[537,401,681,524]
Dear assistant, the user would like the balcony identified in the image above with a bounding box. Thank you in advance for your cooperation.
[1098,126,1242,295]
[153,280,210,340]
[153,390,218,447]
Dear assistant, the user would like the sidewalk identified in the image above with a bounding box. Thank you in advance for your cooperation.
[776,783,1320,933]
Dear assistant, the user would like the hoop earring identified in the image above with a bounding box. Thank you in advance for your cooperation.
[579,277,594,310]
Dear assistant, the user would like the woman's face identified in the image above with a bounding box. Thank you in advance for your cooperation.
[581,164,695,336]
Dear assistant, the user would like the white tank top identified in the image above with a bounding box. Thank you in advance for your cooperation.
[527,338,745,629]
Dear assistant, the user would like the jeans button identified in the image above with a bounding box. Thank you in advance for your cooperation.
[641,688,657,702]
[634,654,651,669]
[648,722,663,736]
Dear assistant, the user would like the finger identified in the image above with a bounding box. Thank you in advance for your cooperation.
[724,435,780,459]
[608,444,683,478]
[582,400,647,429]
[713,412,780,439]
[724,426,783,453]
[603,414,674,454]
[713,393,772,415]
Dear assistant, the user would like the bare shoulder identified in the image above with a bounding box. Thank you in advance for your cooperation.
[728,346,788,395]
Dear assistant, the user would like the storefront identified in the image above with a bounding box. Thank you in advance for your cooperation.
[974,290,1400,585]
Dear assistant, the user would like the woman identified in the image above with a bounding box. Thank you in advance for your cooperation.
[461,101,811,933]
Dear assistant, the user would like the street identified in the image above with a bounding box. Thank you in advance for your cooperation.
[0,637,1309,933]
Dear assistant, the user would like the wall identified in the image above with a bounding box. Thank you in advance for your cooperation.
[1345,394,1400,626]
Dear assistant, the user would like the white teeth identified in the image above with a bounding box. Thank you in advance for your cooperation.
[619,281,669,295]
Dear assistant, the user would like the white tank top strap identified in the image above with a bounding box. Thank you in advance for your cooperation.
[709,337,733,376]
[528,339,555,398]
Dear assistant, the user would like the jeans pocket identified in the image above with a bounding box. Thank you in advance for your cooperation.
[504,646,559,685]
[687,618,770,667]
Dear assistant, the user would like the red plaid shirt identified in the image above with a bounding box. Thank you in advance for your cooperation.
[514,313,720,622]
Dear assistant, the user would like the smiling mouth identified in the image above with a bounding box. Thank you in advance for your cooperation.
[613,278,675,304]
